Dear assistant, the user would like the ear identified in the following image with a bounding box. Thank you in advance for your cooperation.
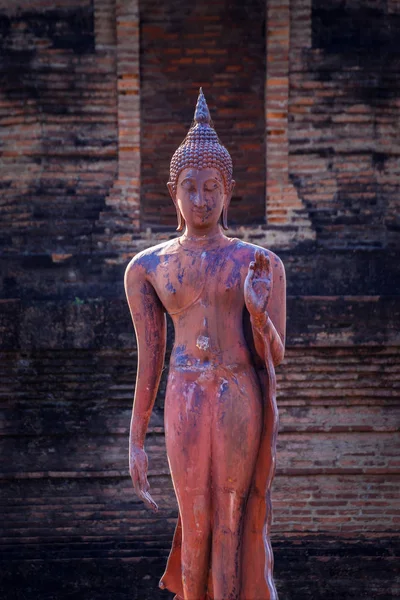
[227,180,235,205]
[221,180,235,230]
[167,182,176,203]
[167,181,185,232]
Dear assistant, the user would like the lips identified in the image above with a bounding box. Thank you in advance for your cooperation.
[193,207,209,216]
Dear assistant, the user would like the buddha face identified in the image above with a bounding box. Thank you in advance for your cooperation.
[168,167,234,232]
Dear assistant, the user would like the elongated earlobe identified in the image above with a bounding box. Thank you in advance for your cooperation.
[167,181,185,232]
[222,179,235,229]
[176,207,185,232]
[222,205,228,230]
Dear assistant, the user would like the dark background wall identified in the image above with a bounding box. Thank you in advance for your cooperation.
[0,0,118,256]
[0,1,399,599]
[291,0,400,248]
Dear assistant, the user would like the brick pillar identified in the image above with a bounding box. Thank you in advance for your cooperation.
[265,0,315,247]
[97,0,141,250]
[94,0,117,47]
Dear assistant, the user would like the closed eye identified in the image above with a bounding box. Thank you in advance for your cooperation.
[181,179,196,192]
[204,183,219,192]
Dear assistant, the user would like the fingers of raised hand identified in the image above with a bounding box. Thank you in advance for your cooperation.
[250,249,266,271]
[255,250,271,276]
[263,253,271,276]
[245,261,256,289]
[254,251,270,281]
[248,260,256,274]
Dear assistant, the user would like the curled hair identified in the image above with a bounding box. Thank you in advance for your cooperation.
[169,88,233,193]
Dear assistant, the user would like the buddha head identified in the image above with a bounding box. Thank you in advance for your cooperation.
[167,89,235,232]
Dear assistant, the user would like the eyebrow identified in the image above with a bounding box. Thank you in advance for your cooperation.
[180,176,221,185]
[204,179,222,187]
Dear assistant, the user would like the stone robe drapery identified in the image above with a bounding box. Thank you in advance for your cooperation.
[159,350,279,600]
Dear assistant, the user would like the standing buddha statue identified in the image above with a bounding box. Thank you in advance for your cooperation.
[124,89,286,600]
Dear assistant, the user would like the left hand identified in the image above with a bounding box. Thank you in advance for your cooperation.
[129,444,158,513]
[244,249,272,326]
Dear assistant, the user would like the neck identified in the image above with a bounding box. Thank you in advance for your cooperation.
[179,225,226,246]
[182,224,224,243]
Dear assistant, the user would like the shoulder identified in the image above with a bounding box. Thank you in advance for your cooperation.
[124,238,179,282]
[229,238,285,275]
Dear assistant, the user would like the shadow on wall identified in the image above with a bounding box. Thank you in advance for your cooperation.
[0,4,117,254]
[312,0,400,105]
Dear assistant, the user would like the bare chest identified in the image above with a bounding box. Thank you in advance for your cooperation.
[151,247,245,316]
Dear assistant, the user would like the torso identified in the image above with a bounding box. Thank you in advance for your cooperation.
[139,236,257,371]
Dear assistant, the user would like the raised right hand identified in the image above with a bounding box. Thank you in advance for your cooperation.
[129,444,158,513]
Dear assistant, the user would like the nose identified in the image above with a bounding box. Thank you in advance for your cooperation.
[193,188,206,208]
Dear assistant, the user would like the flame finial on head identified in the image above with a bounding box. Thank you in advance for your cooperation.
[169,88,233,195]
[194,87,211,124]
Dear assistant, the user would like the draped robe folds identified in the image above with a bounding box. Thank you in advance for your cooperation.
[159,339,279,600]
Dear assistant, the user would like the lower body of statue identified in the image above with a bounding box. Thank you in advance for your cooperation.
[159,360,279,600]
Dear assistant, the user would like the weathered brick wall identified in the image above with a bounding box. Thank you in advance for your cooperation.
[288,0,400,248]
[0,0,118,254]
[0,0,399,599]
